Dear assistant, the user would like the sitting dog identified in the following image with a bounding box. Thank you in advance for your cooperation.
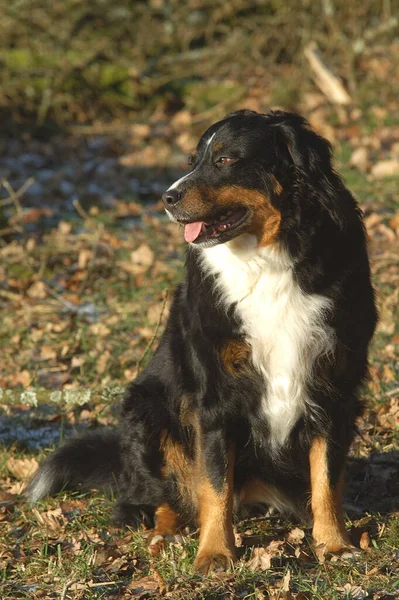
[27,110,377,574]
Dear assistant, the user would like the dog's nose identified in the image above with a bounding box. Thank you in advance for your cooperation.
[162,189,181,207]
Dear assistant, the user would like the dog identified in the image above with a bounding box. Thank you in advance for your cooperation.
[27,110,377,574]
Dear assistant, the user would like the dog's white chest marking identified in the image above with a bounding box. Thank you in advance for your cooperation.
[201,236,335,449]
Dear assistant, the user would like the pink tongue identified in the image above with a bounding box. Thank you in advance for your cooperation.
[184,221,204,243]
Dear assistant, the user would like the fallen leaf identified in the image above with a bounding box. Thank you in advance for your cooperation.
[127,575,160,595]
[7,457,39,480]
[40,345,57,361]
[89,323,111,337]
[33,507,67,531]
[338,583,367,599]
[148,535,167,557]
[389,212,399,233]
[371,159,399,179]
[314,543,327,564]
[117,260,147,276]
[96,350,110,375]
[359,531,371,550]
[124,368,138,380]
[349,147,369,172]
[130,123,151,138]
[137,327,154,340]
[15,370,32,387]
[147,299,170,325]
[247,547,273,571]
[378,398,399,428]
[131,243,154,267]
[247,540,284,571]
[115,201,142,218]
[151,568,167,593]
[71,356,86,368]
[282,568,291,592]
[364,213,383,230]
[286,527,305,544]
[26,281,47,299]
[58,221,72,235]
[382,364,395,383]
[78,248,93,269]
[7,481,25,495]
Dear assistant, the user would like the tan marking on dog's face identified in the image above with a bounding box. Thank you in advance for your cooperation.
[213,142,224,153]
[220,339,252,375]
[182,185,281,247]
[309,437,352,552]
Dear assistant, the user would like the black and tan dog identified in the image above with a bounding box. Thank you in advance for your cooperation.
[27,110,377,574]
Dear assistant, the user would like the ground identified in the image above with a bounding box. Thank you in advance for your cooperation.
[0,79,399,599]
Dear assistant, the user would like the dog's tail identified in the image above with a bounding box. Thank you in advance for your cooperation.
[25,429,121,501]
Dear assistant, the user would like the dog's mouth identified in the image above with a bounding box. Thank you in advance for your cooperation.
[179,208,249,243]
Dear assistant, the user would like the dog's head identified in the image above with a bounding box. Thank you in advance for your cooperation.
[162,110,347,249]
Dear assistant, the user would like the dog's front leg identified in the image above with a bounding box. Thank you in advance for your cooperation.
[309,436,352,552]
[194,429,236,575]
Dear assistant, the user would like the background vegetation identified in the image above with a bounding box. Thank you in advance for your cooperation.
[0,0,398,126]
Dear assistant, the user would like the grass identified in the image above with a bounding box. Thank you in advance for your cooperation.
[1,487,398,599]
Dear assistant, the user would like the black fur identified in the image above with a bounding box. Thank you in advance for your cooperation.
[27,110,377,569]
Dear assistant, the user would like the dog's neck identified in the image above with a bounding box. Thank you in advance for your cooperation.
[199,233,292,297]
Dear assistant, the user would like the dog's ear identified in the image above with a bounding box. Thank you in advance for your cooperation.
[269,111,333,175]
[269,111,357,228]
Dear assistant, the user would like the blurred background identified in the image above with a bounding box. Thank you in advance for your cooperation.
[0,4,398,598]
[0,0,398,393]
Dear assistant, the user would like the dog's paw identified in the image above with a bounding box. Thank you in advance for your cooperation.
[312,524,353,554]
[313,531,360,563]
[194,551,234,575]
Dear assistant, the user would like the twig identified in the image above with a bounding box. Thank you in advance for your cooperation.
[136,290,169,374]
[0,225,23,236]
[44,284,81,311]
[304,42,351,105]
[72,198,92,221]
[60,579,78,600]
[88,581,119,587]
[1,178,35,213]
[386,387,399,398]
[0,289,22,302]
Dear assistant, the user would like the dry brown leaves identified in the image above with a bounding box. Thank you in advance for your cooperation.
[6,457,39,480]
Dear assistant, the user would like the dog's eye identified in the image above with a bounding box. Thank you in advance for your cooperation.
[215,157,235,166]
